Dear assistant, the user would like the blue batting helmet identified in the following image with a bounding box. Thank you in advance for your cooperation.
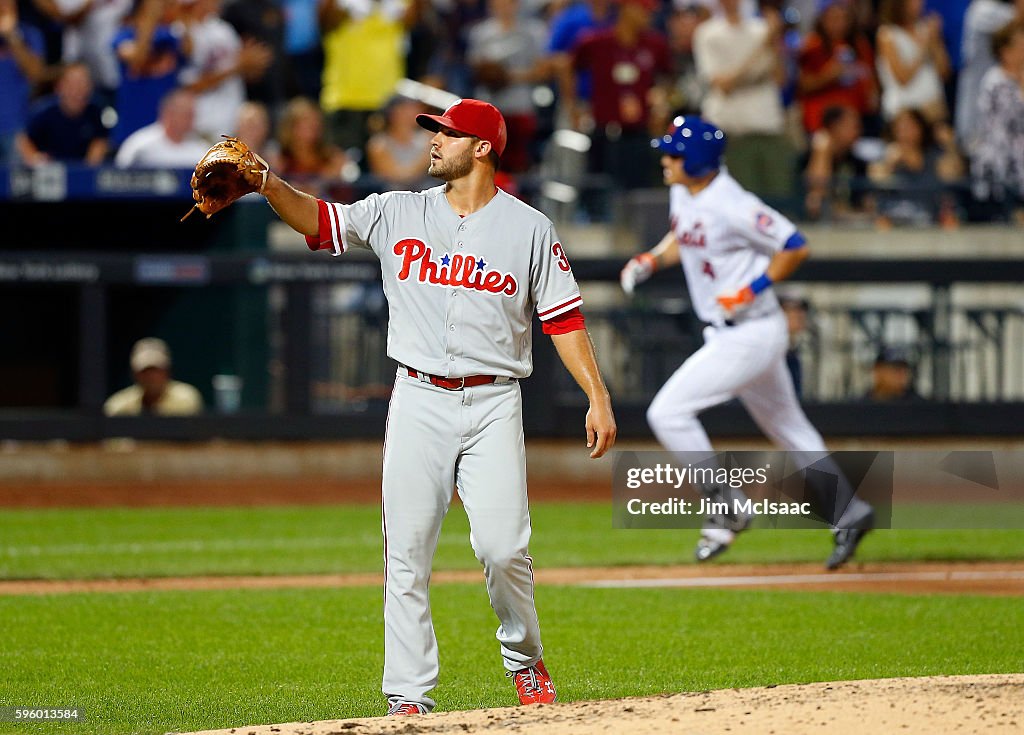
[651,116,726,177]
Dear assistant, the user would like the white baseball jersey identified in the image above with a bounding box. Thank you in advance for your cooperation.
[669,172,801,323]
[318,185,582,378]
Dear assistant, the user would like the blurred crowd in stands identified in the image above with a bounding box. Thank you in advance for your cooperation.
[1,0,1023,223]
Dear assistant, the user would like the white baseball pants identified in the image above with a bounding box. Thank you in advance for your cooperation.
[647,310,826,453]
[380,370,542,711]
[647,310,873,528]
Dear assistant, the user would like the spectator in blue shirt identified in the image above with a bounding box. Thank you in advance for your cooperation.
[17,62,110,166]
[111,0,186,144]
[281,0,321,99]
[548,0,615,127]
[0,0,46,164]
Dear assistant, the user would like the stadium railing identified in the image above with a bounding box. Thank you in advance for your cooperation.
[2,249,1023,441]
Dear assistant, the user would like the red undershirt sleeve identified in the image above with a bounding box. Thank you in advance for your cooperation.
[541,306,586,335]
[304,199,333,251]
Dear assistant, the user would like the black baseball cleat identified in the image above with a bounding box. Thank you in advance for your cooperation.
[826,513,874,570]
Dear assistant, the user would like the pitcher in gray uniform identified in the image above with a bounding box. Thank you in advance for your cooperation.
[259,98,617,716]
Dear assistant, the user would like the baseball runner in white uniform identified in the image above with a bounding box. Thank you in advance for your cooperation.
[260,98,617,715]
[621,115,873,570]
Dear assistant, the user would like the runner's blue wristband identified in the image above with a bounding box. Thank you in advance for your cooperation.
[750,273,773,295]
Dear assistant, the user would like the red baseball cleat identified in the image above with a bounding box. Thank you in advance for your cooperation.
[386,702,427,716]
[509,659,557,704]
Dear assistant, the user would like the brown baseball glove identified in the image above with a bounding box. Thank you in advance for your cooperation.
[181,136,269,221]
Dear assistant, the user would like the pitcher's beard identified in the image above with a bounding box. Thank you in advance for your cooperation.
[429,149,474,181]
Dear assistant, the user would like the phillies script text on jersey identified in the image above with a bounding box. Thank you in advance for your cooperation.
[394,238,519,296]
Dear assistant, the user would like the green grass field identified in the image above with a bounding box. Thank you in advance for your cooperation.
[1,502,1022,735]
[2,585,1022,735]
[2,503,1023,580]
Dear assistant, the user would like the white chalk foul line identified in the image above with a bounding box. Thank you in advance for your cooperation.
[581,570,1024,589]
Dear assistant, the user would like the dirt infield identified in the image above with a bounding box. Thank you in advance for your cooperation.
[3,561,1023,597]
[179,674,1024,735]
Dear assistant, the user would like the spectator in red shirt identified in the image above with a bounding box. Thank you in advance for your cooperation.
[571,0,673,188]
[797,0,878,134]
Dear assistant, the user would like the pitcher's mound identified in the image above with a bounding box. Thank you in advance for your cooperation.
[181,673,1023,735]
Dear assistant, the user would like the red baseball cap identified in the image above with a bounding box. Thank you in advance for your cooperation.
[416,98,507,158]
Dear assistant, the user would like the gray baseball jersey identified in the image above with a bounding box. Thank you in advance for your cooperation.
[311,183,582,711]
[317,184,583,378]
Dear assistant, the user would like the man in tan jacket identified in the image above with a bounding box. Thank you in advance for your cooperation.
[104,338,203,416]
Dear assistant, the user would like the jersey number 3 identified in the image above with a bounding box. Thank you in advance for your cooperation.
[552,243,572,273]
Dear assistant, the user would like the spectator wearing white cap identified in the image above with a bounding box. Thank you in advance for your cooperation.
[103,337,204,416]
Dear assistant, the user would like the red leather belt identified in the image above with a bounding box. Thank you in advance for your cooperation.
[406,368,507,390]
